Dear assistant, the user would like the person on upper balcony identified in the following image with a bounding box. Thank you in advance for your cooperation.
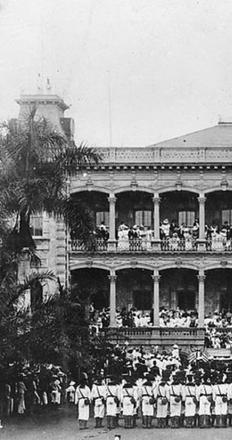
[170,219,180,237]
[192,220,199,240]
[160,219,170,239]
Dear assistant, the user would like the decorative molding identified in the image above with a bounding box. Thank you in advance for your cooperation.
[175,257,183,268]
[98,146,232,165]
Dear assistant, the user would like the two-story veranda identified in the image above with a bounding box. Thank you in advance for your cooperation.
[70,121,232,348]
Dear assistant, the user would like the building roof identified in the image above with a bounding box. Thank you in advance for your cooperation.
[148,122,232,150]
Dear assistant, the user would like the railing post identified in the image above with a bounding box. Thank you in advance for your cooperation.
[197,195,206,251]
[152,269,160,326]
[108,194,117,251]
[152,193,161,250]
[198,269,205,327]
[108,270,117,326]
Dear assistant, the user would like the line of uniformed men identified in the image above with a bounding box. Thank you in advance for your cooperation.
[74,372,232,430]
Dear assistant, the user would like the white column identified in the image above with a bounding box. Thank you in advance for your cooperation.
[108,194,117,251]
[197,195,206,250]
[198,269,205,327]
[152,193,161,249]
[152,269,160,326]
[109,270,117,326]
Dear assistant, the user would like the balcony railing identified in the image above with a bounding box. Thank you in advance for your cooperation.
[70,237,232,253]
[71,238,108,252]
[101,326,205,347]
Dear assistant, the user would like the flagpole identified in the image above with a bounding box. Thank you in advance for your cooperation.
[108,70,113,147]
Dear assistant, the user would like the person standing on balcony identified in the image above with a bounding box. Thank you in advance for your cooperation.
[169,232,180,251]
[160,219,170,238]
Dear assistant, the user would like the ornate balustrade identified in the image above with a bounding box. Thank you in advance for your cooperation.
[70,237,232,253]
[71,238,108,252]
[97,146,232,165]
[101,326,205,348]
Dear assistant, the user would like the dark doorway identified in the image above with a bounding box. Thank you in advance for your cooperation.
[177,289,195,310]
[133,290,152,310]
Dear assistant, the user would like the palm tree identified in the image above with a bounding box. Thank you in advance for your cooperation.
[0,109,100,253]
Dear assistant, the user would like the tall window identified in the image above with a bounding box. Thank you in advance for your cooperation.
[135,210,152,228]
[96,211,109,227]
[30,215,43,237]
[222,209,232,225]
[178,211,195,227]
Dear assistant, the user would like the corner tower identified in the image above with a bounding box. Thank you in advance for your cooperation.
[16,93,75,139]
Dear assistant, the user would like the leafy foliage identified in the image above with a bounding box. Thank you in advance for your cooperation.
[0,110,101,252]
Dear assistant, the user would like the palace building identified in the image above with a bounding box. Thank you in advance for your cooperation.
[16,93,232,348]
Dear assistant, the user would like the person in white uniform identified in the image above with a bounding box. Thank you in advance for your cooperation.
[75,377,91,430]
[105,376,120,430]
[169,375,183,428]
[154,376,170,428]
[140,376,155,428]
[183,375,197,428]
[121,378,136,429]
[91,377,107,428]
[197,374,213,428]
[212,374,228,428]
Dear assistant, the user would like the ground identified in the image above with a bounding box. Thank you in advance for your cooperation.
[2,409,232,440]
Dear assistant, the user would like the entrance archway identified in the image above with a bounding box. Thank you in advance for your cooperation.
[205,269,232,315]
[160,191,198,228]
[116,268,152,312]
[159,268,198,311]
[71,268,109,312]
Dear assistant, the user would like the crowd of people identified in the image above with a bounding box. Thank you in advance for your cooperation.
[93,219,232,251]
[90,306,232,329]
[89,307,232,350]
[2,342,232,430]
[0,363,68,428]
[71,343,232,430]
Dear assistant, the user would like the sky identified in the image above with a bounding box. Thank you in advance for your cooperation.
[0,0,232,147]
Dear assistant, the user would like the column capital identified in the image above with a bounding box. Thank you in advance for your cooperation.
[108,273,117,282]
[152,269,160,282]
[153,193,160,204]
[152,275,161,282]
[198,195,206,204]
[197,269,206,282]
[108,195,117,204]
